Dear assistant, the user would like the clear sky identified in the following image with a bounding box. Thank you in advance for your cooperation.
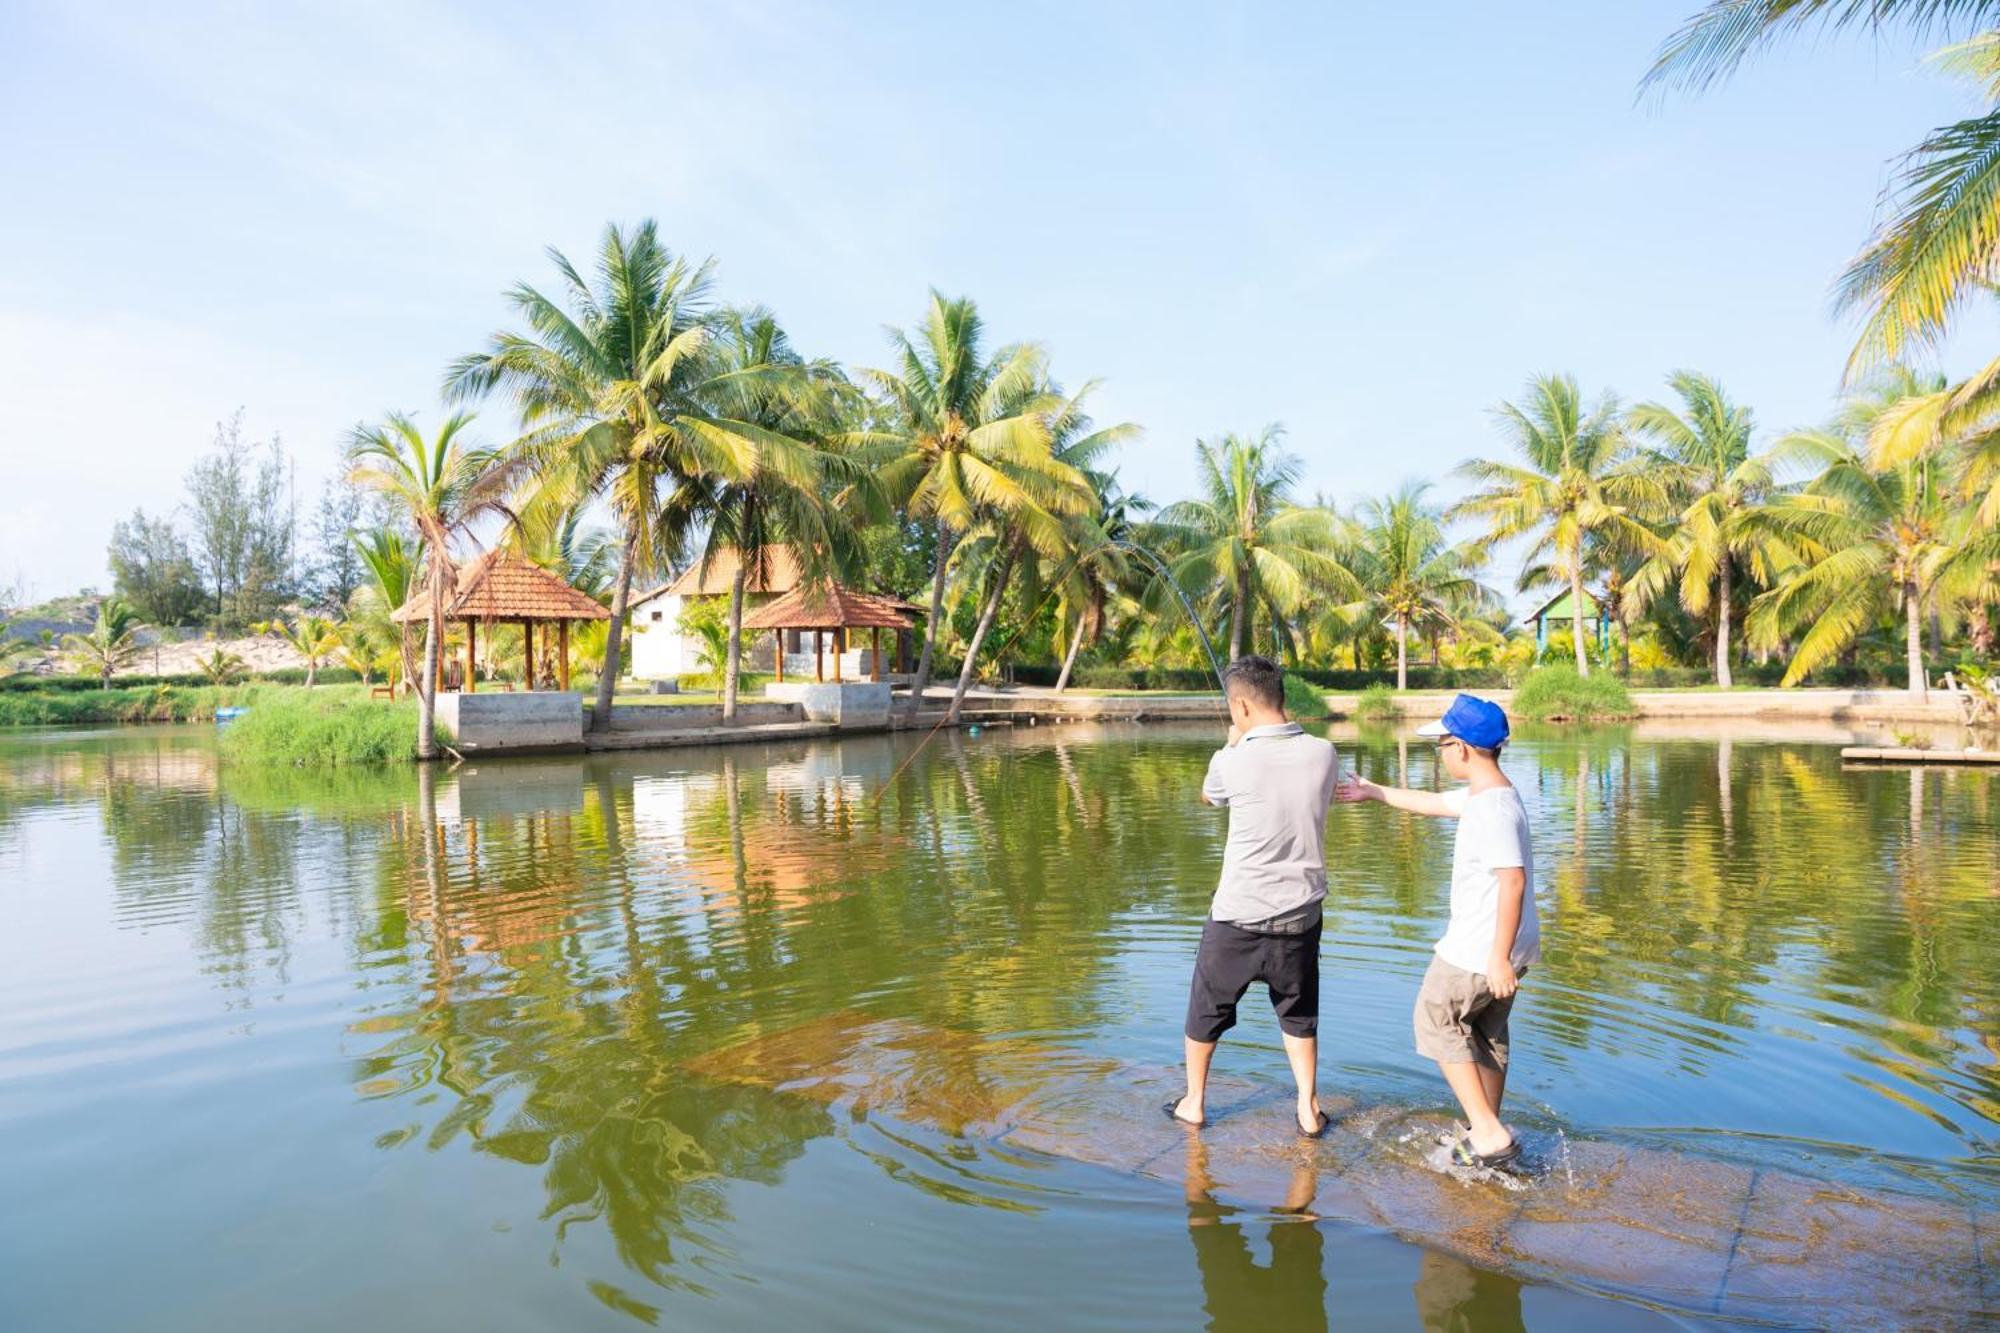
[4,1,1995,600]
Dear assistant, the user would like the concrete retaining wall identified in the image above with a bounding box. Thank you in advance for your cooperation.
[608,701,800,731]
[771,681,893,728]
[434,691,584,753]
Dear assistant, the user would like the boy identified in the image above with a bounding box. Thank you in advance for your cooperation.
[1169,656,1341,1139]
[1336,693,1538,1168]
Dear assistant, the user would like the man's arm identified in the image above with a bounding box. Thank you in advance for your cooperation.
[1334,775,1459,818]
[1487,867,1525,998]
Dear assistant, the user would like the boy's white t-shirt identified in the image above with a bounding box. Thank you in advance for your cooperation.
[1434,784,1540,975]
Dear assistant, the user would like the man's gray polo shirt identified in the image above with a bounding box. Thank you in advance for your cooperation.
[1202,722,1341,928]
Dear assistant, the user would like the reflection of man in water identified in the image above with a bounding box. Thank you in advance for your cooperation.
[1182,1133,1326,1333]
[1412,1248,1525,1333]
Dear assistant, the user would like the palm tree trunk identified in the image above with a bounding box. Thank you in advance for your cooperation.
[1906,580,1926,698]
[1231,566,1251,661]
[1715,553,1733,689]
[1569,562,1590,678]
[1054,616,1085,693]
[911,524,954,704]
[946,546,1016,725]
[418,610,439,761]
[1396,613,1408,691]
[1972,600,1996,657]
[722,561,747,723]
[593,533,637,732]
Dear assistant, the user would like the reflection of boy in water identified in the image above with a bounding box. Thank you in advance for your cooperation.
[1338,695,1539,1168]
[1182,1134,1327,1333]
[1170,656,1341,1138]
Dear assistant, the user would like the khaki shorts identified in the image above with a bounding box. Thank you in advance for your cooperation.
[1413,955,1525,1070]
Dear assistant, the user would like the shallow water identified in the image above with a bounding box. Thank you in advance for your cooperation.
[1,720,1995,1329]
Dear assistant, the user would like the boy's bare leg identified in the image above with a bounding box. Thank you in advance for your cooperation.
[1438,1060,1512,1155]
[1478,1062,1506,1117]
[1280,1032,1321,1132]
[1173,1036,1216,1124]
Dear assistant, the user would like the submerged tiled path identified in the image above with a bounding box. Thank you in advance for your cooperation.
[693,1013,1996,1328]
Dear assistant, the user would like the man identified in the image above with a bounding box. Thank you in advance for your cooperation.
[1336,693,1539,1168]
[1169,655,1341,1138]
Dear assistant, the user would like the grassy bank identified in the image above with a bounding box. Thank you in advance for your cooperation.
[220,687,423,766]
[1512,666,1635,721]
[0,682,267,726]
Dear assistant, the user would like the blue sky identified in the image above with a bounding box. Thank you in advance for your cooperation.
[3,1,1995,599]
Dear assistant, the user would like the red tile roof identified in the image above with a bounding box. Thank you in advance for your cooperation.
[391,550,610,623]
[743,584,918,631]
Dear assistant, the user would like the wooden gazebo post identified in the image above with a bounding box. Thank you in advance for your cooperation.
[521,619,533,689]
[774,630,785,683]
[832,627,843,683]
[871,627,882,682]
[465,620,477,693]
[558,621,571,690]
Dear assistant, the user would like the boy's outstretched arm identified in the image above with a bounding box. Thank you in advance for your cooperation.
[1334,774,1458,818]
[1487,867,1524,997]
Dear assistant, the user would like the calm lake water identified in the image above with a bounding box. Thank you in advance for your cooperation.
[2,720,1995,1330]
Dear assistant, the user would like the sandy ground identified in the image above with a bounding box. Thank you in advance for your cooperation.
[9,633,310,679]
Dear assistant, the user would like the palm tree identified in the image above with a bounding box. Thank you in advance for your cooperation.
[1647,3,2000,374]
[862,292,1069,701]
[684,308,854,721]
[1626,371,1790,686]
[350,527,418,689]
[940,381,1125,723]
[64,598,145,687]
[1351,482,1494,689]
[1148,427,1353,663]
[194,647,249,685]
[1052,482,1149,693]
[254,613,341,687]
[348,412,505,759]
[1744,370,1986,694]
[0,622,39,676]
[447,220,814,731]
[1456,374,1665,677]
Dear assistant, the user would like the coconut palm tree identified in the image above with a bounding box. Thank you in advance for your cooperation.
[1351,482,1494,689]
[1148,427,1354,663]
[64,599,145,687]
[0,622,39,676]
[1648,3,2000,374]
[347,412,505,759]
[862,292,1072,701]
[254,613,341,687]
[1626,371,1792,686]
[1456,374,1666,677]
[940,381,1126,723]
[1746,373,1982,694]
[1051,482,1149,692]
[350,527,417,689]
[446,220,816,731]
[684,307,856,721]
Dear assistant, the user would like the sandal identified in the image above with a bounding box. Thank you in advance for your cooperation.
[1297,1107,1331,1139]
[1450,1135,1521,1170]
[1164,1099,1204,1128]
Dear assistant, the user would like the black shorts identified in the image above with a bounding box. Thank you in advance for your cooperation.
[1184,916,1322,1042]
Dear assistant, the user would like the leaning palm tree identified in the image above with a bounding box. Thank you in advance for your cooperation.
[1051,481,1149,692]
[1746,374,1982,695]
[347,412,505,759]
[685,307,856,721]
[253,613,341,687]
[1647,3,2000,374]
[1148,427,1354,663]
[862,292,1069,700]
[1626,371,1791,686]
[1456,374,1665,677]
[447,220,811,731]
[940,380,1123,723]
[1351,482,1494,690]
[63,599,145,687]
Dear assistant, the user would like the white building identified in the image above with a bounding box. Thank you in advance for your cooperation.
[627,546,805,682]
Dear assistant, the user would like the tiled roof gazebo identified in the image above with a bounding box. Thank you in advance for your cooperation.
[392,549,610,692]
[743,583,917,683]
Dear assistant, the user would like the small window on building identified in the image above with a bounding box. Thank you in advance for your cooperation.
[651,610,663,622]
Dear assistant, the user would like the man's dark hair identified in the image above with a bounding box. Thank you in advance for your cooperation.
[1221,655,1284,710]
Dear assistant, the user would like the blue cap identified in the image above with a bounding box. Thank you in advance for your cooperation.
[1416,693,1509,749]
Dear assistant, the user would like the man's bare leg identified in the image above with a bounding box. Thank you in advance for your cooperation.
[1438,1060,1511,1155]
[1173,1036,1216,1124]
[1280,1032,1321,1132]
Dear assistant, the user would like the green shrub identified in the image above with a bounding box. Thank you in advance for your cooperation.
[220,689,421,766]
[1355,683,1397,722]
[1513,667,1634,721]
[1282,673,1329,718]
